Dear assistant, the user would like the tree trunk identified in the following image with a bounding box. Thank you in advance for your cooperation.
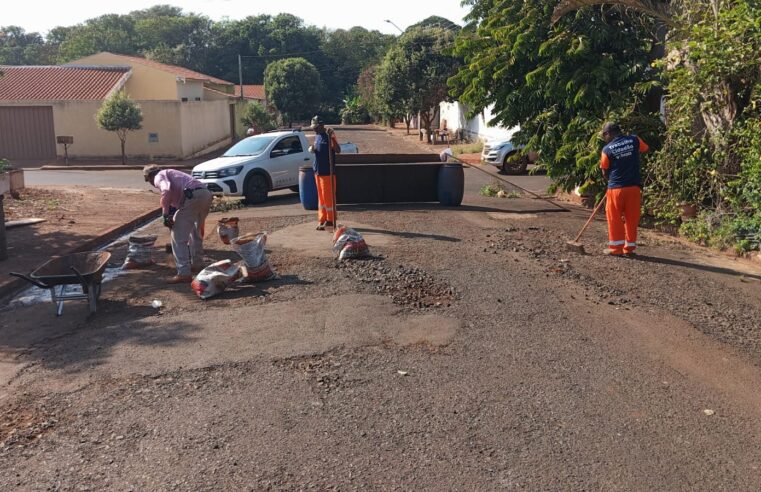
[404,114,411,135]
[120,138,126,165]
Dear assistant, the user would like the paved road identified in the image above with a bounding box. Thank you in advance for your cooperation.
[23,126,553,197]
[24,169,151,189]
[3,125,760,489]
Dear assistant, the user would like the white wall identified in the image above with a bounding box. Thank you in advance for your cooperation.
[439,101,517,142]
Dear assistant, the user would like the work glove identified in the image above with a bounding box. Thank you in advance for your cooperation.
[163,215,174,229]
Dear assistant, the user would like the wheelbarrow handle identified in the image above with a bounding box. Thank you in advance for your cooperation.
[9,272,50,289]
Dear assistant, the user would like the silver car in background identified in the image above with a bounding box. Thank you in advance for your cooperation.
[481,138,536,174]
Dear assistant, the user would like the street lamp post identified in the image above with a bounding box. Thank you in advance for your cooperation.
[384,19,404,34]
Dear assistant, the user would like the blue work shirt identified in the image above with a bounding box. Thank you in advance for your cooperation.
[312,132,336,176]
[600,135,649,189]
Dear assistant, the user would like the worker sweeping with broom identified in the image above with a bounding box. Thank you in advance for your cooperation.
[310,115,341,231]
[599,121,649,256]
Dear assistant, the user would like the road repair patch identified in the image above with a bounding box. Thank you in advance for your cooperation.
[268,221,396,257]
[486,212,540,220]
[9,294,459,392]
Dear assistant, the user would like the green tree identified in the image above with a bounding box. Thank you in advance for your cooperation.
[0,26,56,65]
[58,14,138,61]
[452,0,660,191]
[264,57,321,126]
[96,91,143,165]
[375,27,460,136]
[241,101,277,133]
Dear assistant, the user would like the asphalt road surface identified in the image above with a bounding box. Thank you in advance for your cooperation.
[2,125,760,490]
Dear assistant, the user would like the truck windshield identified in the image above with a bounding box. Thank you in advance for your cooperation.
[223,136,277,157]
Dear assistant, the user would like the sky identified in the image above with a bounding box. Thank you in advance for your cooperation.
[3,0,472,35]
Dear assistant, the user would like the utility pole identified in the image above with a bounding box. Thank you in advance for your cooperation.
[238,54,244,100]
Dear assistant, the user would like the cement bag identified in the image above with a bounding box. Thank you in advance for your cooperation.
[123,234,157,269]
[231,233,277,282]
[332,226,370,261]
[217,217,240,245]
[191,259,242,300]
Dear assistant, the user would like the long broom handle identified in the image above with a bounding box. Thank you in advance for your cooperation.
[573,195,607,243]
[328,131,338,225]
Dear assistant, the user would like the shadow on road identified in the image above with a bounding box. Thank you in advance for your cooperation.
[631,254,761,281]
[337,202,569,214]
[355,227,460,243]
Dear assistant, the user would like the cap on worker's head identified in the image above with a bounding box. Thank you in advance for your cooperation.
[310,115,324,129]
[602,121,621,135]
[142,164,160,178]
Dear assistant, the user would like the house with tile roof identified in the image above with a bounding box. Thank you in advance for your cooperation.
[0,52,249,161]
[234,85,266,104]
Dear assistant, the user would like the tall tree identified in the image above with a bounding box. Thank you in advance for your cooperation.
[376,27,460,137]
[58,14,138,61]
[452,0,660,191]
[264,57,321,126]
[0,26,55,65]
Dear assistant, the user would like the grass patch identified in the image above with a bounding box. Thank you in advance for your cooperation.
[452,141,483,155]
[480,182,521,199]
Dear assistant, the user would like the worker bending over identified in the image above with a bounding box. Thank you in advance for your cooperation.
[143,165,213,283]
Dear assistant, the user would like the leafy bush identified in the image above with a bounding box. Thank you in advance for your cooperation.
[0,158,9,173]
[240,101,276,134]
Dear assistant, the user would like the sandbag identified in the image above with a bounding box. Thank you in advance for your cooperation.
[332,226,370,261]
[231,233,277,282]
[217,217,240,245]
[190,259,242,300]
[123,234,157,269]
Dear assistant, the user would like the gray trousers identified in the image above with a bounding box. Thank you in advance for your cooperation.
[171,188,213,276]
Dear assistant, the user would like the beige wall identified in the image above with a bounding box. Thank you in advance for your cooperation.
[177,80,204,101]
[179,100,232,157]
[71,53,178,100]
[2,98,233,159]
[49,100,183,158]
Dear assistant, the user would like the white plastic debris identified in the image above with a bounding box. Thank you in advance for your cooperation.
[151,299,163,309]
[397,370,408,376]
[703,409,715,416]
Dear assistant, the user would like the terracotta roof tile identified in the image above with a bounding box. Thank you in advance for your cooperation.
[234,85,266,100]
[111,53,232,86]
[0,65,130,101]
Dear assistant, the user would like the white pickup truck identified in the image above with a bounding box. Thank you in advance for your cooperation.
[191,129,358,203]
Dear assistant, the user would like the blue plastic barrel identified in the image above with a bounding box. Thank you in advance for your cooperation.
[299,166,318,210]
[437,163,464,206]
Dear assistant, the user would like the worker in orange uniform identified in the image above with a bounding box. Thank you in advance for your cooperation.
[310,115,341,230]
[600,121,649,256]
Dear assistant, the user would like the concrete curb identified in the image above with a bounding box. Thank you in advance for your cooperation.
[0,206,161,303]
[39,165,194,171]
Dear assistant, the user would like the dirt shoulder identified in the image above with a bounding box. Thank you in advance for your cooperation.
[1,186,159,298]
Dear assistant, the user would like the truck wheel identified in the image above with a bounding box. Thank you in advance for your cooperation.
[501,152,529,175]
[244,174,268,204]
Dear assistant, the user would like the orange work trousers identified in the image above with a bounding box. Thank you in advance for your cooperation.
[315,174,336,223]
[605,186,641,255]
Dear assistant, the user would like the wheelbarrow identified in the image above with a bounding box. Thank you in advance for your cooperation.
[10,251,111,316]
